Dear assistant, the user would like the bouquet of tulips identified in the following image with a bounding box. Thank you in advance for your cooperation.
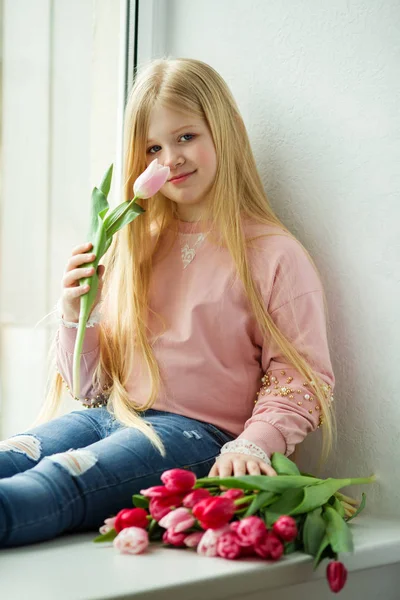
[94,452,375,594]
[72,159,170,397]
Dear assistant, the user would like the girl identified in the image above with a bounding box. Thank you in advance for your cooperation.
[0,57,335,548]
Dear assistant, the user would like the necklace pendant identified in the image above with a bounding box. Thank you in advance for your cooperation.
[181,244,196,269]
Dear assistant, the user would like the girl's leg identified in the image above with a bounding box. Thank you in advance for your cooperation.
[0,410,234,548]
[0,408,111,478]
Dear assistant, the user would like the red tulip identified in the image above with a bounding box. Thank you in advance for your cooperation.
[272,515,298,542]
[326,561,348,593]
[193,496,235,530]
[161,468,197,493]
[114,508,149,533]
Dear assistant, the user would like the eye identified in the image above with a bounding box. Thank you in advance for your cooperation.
[147,144,161,155]
[146,133,195,154]
[180,133,194,142]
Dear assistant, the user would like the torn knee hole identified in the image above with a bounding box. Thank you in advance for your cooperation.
[0,435,42,461]
[48,449,97,476]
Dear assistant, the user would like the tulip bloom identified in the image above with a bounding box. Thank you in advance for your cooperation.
[183,488,211,509]
[113,527,149,555]
[114,508,149,533]
[233,516,267,547]
[197,526,231,557]
[158,507,196,533]
[326,561,348,593]
[217,531,242,559]
[162,529,187,547]
[99,516,117,535]
[272,515,298,542]
[149,495,185,521]
[73,159,170,397]
[254,532,284,560]
[193,496,235,530]
[161,468,197,493]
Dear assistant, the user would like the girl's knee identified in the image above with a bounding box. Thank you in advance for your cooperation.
[46,449,98,476]
[0,435,42,462]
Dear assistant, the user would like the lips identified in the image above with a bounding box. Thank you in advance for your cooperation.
[169,170,195,182]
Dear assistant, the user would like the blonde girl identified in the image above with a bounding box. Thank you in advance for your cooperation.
[0,57,335,548]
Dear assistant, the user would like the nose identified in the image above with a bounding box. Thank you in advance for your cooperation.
[161,146,184,170]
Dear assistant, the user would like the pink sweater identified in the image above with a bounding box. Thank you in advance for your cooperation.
[56,218,335,458]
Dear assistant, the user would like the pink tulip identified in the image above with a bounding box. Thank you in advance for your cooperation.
[113,526,149,555]
[140,485,172,498]
[272,515,298,542]
[217,531,242,559]
[183,489,211,509]
[184,531,204,548]
[99,516,117,535]
[133,158,170,199]
[159,507,196,533]
[161,468,197,493]
[149,495,184,521]
[233,516,267,547]
[193,497,236,530]
[326,561,348,593]
[254,532,284,560]
[197,526,230,557]
[162,528,187,547]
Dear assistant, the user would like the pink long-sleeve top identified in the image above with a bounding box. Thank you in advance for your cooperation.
[56,218,335,459]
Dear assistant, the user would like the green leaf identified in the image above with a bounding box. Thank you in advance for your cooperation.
[303,507,327,556]
[323,505,354,554]
[88,187,109,239]
[93,528,117,543]
[106,203,145,238]
[271,452,300,476]
[99,163,113,197]
[264,487,305,526]
[99,207,109,220]
[313,534,336,569]
[195,474,320,494]
[243,491,276,517]
[132,494,149,509]
[284,539,303,555]
[103,199,145,237]
[346,492,366,522]
[290,478,368,515]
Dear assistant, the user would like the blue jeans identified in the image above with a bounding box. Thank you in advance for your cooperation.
[0,408,234,548]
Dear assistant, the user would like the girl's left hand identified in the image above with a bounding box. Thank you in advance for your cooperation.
[208,452,277,478]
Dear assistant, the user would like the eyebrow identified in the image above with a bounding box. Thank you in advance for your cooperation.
[147,125,197,144]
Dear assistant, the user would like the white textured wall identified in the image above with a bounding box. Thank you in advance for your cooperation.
[161,0,400,517]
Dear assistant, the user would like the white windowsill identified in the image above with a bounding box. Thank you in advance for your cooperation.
[2,516,400,600]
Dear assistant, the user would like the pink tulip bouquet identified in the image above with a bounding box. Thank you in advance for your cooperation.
[72,159,170,397]
[94,452,375,595]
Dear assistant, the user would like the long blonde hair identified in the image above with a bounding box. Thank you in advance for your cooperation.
[37,57,336,466]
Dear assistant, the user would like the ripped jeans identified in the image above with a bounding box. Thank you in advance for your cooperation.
[0,408,234,548]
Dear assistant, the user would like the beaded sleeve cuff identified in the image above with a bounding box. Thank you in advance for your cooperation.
[219,439,271,466]
[55,299,102,329]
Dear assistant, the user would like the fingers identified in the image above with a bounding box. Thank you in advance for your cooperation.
[62,266,95,288]
[66,252,96,273]
[208,453,278,479]
[63,283,91,300]
[71,242,93,256]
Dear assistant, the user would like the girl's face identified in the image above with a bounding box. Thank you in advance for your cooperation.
[145,104,217,221]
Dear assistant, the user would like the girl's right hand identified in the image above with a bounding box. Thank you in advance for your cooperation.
[60,242,105,323]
